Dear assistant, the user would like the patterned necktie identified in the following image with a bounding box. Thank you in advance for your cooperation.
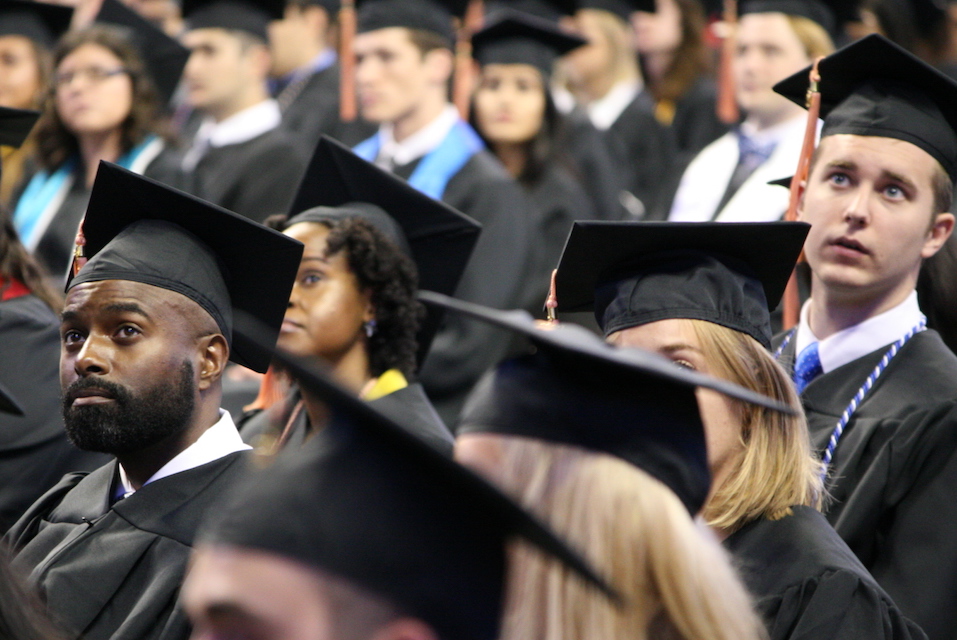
[794,342,823,394]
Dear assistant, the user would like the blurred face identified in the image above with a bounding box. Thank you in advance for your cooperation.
[182,28,254,114]
[562,9,616,87]
[798,134,954,306]
[473,64,546,146]
[54,43,133,137]
[607,320,744,486]
[277,223,374,366]
[268,4,317,77]
[355,27,435,124]
[733,13,810,121]
[632,0,683,56]
[0,35,43,110]
[184,545,339,640]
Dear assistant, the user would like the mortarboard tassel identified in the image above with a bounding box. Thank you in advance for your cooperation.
[453,0,484,120]
[71,221,87,277]
[715,0,739,125]
[544,268,558,323]
[339,0,357,122]
[781,56,823,330]
[244,365,288,413]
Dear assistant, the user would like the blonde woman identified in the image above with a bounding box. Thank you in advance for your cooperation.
[554,220,926,640]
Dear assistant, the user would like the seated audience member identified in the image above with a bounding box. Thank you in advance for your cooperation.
[771,35,957,640]
[13,20,186,278]
[179,0,307,222]
[665,0,834,222]
[555,220,927,639]
[183,334,613,640]
[4,163,303,640]
[240,136,481,454]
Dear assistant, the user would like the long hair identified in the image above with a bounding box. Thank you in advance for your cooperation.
[641,0,712,113]
[0,215,61,312]
[483,437,767,640]
[683,319,825,534]
[34,26,164,172]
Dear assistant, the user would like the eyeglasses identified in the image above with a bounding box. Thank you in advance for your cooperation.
[54,67,129,89]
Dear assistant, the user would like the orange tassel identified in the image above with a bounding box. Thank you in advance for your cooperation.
[782,56,823,330]
[339,0,357,122]
[715,0,739,125]
[245,365,288,413]
[453,0,484,120]
[544,269,559,323]
[71,220,87,277]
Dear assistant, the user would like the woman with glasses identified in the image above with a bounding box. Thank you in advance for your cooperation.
[12,25,182,279]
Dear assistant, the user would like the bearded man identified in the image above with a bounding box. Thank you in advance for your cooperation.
[3,162,302,640]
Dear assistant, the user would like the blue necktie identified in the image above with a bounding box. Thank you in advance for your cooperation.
[794,342,823,394]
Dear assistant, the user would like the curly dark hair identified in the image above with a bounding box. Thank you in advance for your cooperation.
[34,26,165,172]
[267,214,423,379]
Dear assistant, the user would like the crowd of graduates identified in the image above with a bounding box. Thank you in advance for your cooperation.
[2,0,957,639]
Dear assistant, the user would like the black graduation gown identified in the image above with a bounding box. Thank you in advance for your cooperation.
[4,452,249,640]
[188,128,308,223]
[238,383,454,456]
[0,294,108,533]
[774,329,957,640]
[560,111,626,220]
[393,150,532,425]
[668,76,729,160]
[725,506,927,640]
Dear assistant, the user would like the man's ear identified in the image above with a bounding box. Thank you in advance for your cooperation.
[197,334,230,391]
[367,618,441,640]
[423,47,454,87]
[922,212,956,259]
[795,178,808,222]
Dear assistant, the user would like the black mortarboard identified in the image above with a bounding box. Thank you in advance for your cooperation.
[555,221,810,348]
[182,0,286,41]
[576,0,655,20]
[421,291,797,513]
[739,0,835,35]
[775,34,957,182]
[206,313,616,640]
[95,0,190,105]
[0,381,23,416]
[0,107,39,149]
[288,136,481,366]
[0,0,72,49]
[66,162,304,373]
[486,0,579,20]
[472,11,586,77]
[356,0,469,45]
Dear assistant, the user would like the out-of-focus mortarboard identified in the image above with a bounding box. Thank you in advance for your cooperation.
[472,11,586,77]
[182,0,286,41]
[486,0,579,21]
[775,33,957,182]
[356,0,469,45]
[421,291,797,514]
[0,381,23,416]
[0,107,39,149]
[287,136,481,366]
[67,162,304,373]
[206,313,617,640]
[555,221,810,348]
[739,0,835,36]
[577,0,655,21]
[0,0,72,49]
[95,0,190,105]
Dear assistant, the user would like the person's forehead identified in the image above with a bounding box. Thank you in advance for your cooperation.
[354,26,417,52]
[815,133,939,184]
[63,280,201,321]
[737,12,799,42]
[182,27,241,49]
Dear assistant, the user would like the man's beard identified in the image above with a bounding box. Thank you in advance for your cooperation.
[62,361,196,455]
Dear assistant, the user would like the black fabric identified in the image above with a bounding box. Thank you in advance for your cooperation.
[0,106,39,149]
[5,453,249,640]
[182,0,285,40]
[725,506,927,640]
[471,11,586,78]
[356,0,468,44]
[739,0,835,34]
[562,109,628,220]
[0,1,72,49]
[485,0,578,20]
[579,0,654,19]
[774,329,957,640]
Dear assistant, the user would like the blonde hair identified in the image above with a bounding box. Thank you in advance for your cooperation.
[785,15,835,59]
[491,437,767,640]
[684,319,825,534]
[581,8,640,84]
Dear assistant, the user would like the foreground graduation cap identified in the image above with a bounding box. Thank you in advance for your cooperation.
[486,0,579,20]
[739,0,835,36]
[577,0,655,20]
[288,135,481,365]
[95,0,190,105]
[67,162,304,373]
[472,11,587,78]
[182,0,286,40]
[0,107,39,149]
[555,221,810,348]
[0,0,73,49]
[208,311,617,640]
[421,291,797,514]
[775,34,957,182]
[356,0,469,45]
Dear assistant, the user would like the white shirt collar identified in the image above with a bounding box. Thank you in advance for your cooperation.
[375,104,460,168]
[794,291,925,374]
[587,79,642,131]
[116,410,251,500]
[198,99,282,148]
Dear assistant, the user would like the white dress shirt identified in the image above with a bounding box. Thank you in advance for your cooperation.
[373,104,459,169]
[586,79,642,131]
[794,291,925,374]
[182,99,283,170]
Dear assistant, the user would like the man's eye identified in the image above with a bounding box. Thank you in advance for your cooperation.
[117,326,141,338]
[63,330,83,345]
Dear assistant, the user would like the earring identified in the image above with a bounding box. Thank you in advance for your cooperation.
[363,319,377,338]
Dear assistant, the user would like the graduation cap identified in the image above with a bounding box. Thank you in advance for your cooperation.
[472,11,587,77]
[739,0,835,36]
[0,107,39,149]
[206,311,617,640]
[0,0,73,49]
[486,0,579,20]
[0,380,23,416]
[95,0,190,105]
[356,0,469,45]
[67,162,304,373]
[576,0,655,21]
[554,221,810,348]
[288,135,481,366]
[182,0,286,41]
[775,34,957,182]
